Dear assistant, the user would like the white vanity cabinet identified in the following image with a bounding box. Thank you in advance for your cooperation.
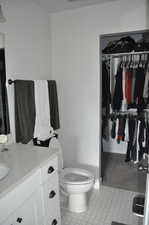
[13,190,43,225]
[2,191,42,225]
[0,170,43,225]
[0,151,61,225]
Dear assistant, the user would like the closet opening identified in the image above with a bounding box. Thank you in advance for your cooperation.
[100,30,149,194]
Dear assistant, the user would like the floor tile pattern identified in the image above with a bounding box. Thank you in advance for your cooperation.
[61,186,143,225]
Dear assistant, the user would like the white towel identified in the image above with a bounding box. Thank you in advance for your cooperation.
[34,80,52,140]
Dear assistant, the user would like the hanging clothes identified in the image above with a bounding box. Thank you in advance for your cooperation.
[103,51,149,164]
[125,69,133,105]
[131,69,136,104]
[111,114,117,139]
[138,118,146,161]
[133,68,146,112]
[117,115,127,143]
[102,61,111,108]
[102,61,111,139]
[143,69,149,99]
[125,116,137,162]
[112,66,123,111]
[121,67,127,111]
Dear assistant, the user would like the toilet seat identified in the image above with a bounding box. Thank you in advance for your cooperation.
[60,168,94,185]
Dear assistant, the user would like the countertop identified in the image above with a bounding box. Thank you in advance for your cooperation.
[0,143,59,199]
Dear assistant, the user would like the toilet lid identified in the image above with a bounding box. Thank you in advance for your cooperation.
[61,168,94,185]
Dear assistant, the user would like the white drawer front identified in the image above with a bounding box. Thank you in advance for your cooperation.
[43,174,60,212]
[45,209,61,225]
[0,170,40,223]
[40,156,58,184]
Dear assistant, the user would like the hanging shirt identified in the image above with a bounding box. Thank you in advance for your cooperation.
[112,66,123,111]
[131,69,136,104]
[121,67,127,111]
[134,120,140,164]
[134,68,145,111]
[143,70,149,99]
[125,69,133,105]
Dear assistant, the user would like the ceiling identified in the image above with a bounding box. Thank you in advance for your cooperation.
[32,0,117,13]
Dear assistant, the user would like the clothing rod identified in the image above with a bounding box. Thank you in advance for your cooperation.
[102,51,149,58]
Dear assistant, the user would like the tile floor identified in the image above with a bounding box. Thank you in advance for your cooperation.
[61,186,143,225]
[101,152,146,193]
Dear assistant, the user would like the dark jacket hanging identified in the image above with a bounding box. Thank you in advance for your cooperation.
[134,68,146,111]
[14,80,35,144]
[48,80,60,130]
[0,49,10,134]
[112,67,123,111]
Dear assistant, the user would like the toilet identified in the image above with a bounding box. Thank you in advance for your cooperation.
[49,138,95,213]
[60,167,95,213]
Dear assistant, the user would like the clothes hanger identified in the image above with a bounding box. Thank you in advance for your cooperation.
[133,55,137,69]
[130,55,134,69]
[121,56,125,68]
[124,55,128,68]
[128,55,133,69]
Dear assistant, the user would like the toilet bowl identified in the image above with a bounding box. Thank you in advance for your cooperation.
[60,167,95,213]
[50,139,95,213]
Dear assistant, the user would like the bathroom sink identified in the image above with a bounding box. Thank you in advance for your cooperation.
[0,163,9,180]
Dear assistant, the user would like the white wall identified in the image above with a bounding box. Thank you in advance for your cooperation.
[0,0,52,142]
[51,0,148,180]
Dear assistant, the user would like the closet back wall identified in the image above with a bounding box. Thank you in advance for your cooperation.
[0,0,52,143]
[51,0,148,178]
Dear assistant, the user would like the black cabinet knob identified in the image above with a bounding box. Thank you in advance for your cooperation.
[48,166,55,174]
[49,190,56,198]
[16,217,23,223]
[51,219,58,225]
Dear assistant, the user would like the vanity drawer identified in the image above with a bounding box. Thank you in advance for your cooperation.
[45,211,61,225]
[43,174,60,213]
[40,156,58,184]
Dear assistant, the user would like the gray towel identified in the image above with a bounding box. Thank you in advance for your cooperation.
[14,80,35,144]
[48,80,60,130]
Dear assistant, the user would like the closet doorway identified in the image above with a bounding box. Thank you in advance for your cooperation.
[100,30,149,194]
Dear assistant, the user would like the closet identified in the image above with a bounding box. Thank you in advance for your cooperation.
[101,30,149,194]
